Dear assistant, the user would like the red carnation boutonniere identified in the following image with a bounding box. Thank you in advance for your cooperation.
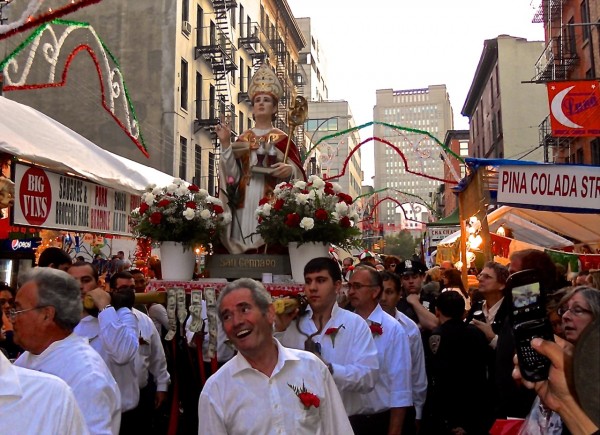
[288,381,320,410]
[324,324,345,348]
[369,322,383,336]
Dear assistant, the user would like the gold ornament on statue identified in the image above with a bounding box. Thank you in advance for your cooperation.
[284,95,308,163]
[248,63,283,102]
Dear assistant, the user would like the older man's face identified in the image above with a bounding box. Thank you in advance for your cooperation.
[13,281,52,355]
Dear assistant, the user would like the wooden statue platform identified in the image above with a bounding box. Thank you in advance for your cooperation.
[205,254,292,279]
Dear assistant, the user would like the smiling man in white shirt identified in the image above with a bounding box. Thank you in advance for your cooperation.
[274,256,379,417]
[198,278,352,434]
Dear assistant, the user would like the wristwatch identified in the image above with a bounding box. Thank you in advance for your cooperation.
[100,304,113,312]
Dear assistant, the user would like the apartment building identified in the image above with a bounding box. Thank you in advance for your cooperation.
[462,35,547,163]
[531,0,600,164]
[1,0,305,195]
[373,85,454,232]
[295,17,328,102]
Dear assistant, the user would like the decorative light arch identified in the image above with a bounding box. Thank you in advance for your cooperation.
[0,19,148,157]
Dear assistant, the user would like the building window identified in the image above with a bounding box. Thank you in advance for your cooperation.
[195,72,202,119]
[239,58,245,91]
[180,59,188,110]
[196,6,203,46]
[194,144,202,186]
[567,17,577,55]
[179,136,188,179]
[208,152,216,196]
[591,138,600,165]
[581,0,590,40]
[182,0,189,22]
[239,110,244,135]
[239,5,245,36]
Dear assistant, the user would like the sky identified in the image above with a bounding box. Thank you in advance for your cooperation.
[286,0,545,181]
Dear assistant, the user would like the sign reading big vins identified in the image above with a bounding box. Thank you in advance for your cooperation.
[498,164,600,212]
[14,163,140,236]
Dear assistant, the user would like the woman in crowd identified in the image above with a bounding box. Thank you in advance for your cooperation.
[441,268,471,312]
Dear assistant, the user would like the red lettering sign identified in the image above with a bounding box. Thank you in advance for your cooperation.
[547,81,600,137]
[19,167,51,226]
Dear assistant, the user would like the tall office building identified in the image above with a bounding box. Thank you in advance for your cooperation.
[373,85,453,231]
[295,17,328,102]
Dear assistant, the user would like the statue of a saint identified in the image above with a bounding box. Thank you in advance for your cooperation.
[216,63,306,254]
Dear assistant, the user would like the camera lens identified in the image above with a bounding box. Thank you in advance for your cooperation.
[473,310,486,322]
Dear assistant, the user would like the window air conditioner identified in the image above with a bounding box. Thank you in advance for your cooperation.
[182,21,192,36]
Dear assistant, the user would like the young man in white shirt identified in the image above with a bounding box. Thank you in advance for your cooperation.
[379,270,428,434]
[348,266,413,434]
[13,267,121,435]
[1,351,89,435]
[274,256,379,416]
[198,278,352,434]
[69,264,139,433]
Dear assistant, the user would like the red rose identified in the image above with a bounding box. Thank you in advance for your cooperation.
[257,216,263,224]
[369,323,383,336]
[298,392,320,409]
[188,184,200,192]
[157,199,170,207]
[337,193,353,205]
[324,182,335,196]
[149,212,162,225]
[213,204,224,214]
[339,216,351,228]
[285,213,301,227]
[259,197,270,206]
[315,209,328,221]
[139,203,149,214]
[274,199,285,211]
[185,201,197,209]
[301,189,309,194]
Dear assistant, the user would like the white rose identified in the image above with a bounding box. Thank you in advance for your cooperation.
[296,193,309,205]
[349,211,359,222]
[132,207,140,214]
[183,208,195,220]
[300,217,314,230]
[332,183,342,193]
[172,178,184,185]
[307,190,316,200]
[200,209,211,219]
[152,187,162,195]
[331,212,340,222]
[176,186,188,196]
[142,193,155,205]
[311,177,325,189]
[198,189,209,198]
[261,204,272,216]
[166,183,178,193]
[335,202,349,214]
[294,180,307,190]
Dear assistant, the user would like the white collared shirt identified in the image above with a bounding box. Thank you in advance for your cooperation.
[198,339,353,435]
[15,333,121,435]
[394,309,428,419]
[275,302,379,416]
[75,306,140,411]
[483,297,504,349]
[133,308,170,392]
[357,305,412,414]
[1,352,90,435]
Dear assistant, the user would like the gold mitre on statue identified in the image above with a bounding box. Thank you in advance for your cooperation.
[248,63,283,102]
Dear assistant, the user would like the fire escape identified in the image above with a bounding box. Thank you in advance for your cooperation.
[194,0,238,140]
[531,0,579,161]
[237,21,269,104]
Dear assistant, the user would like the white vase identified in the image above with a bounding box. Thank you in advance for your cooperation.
[288,242,330,283]
[159,241,196,281]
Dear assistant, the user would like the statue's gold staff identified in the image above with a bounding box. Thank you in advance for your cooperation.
[283,95,308,164]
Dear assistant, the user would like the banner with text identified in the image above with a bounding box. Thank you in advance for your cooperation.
[13,163,141,236]
[427,226,460,245]
[547,80,600,137]
[498,165,600,211]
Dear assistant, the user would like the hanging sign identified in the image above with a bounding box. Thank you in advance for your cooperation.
[498,164,600,211]
[13,163,137,236]
[547,80,600,137]
[427,226,460,245]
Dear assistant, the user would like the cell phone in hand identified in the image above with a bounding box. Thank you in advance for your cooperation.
[507,269,555,382]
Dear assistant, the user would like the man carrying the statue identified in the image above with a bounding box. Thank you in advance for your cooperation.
[216,62,306,255]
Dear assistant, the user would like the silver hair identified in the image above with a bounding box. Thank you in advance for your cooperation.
[18,267,82,331]
[217,278,272,321]
[559,285,600,320]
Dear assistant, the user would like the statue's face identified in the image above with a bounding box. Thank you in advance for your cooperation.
[252,93,277,119]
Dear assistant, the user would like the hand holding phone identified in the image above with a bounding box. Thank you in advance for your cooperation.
[508,269,555,382]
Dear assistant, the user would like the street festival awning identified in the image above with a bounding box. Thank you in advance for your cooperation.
[0,96,175,236]
[443,158,600,272]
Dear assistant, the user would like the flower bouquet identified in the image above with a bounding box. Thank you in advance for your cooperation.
[254,175,362,251]
[130,178,231,248]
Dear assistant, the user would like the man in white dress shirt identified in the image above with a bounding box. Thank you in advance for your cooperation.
[1,351,89,435]
[12,267,121,435]
[274,256,379,417]
[348,266,413,434]
[69,264,139,434]
[379,271,428,434]
[198,278,352,434]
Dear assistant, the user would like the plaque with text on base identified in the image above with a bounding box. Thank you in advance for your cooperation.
[206,254,291,279]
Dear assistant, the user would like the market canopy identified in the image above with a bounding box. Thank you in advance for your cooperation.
[0,96,174,194]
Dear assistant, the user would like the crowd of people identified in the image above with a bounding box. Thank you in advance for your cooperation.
[1,246,599,435]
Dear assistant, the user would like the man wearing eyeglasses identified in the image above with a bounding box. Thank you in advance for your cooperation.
[70,265,139,434]
[347,265,412,435]
[274,256,379,417]
[13,267,121,435]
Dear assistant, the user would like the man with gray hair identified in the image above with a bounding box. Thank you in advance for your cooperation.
[13,267,122,435]
[198,278,352,434]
